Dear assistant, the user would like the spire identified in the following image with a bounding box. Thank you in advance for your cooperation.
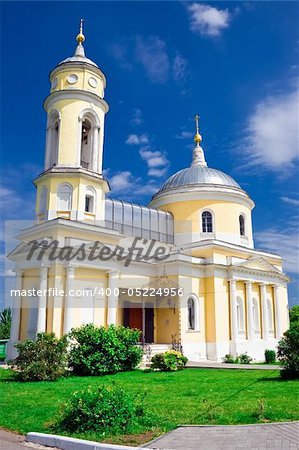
[191,114,207,167]
[74,19,86,57]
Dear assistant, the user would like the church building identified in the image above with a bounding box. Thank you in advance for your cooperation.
[7,24,290,362]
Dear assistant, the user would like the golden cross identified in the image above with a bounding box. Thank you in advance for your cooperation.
[80,18,84,35]
[194,114,200,134]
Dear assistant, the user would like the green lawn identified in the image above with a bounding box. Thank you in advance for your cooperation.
[0,367,298,445]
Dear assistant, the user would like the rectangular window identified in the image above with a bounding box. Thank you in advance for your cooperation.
[85,195,94,213]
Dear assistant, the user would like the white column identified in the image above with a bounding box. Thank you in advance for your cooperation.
[107,270,119,325]
[44,126,52,170]
[273,284,282,338]
[7,270,23,359]
[92,126,100,172]
[64,266,75,334]
[37,266,48,333]
[245,281,254,340]
[260,283,269,339]
[229,279,238,341]
[77,118,84,167]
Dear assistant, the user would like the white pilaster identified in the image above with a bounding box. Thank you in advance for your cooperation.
[107,270,120,325]
[245,281,254,340]
[64,266,75,334]
[273,284,282,339]
[6,270,23,360]
[92,126,100,171]
[229,279,238,341]
[260,283,269,339]
[36,266,48,333]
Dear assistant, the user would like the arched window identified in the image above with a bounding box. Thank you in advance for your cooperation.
[81,119,92,169]
[46,111,60,169]
[57,183,72,211]
[202,211,213,233]
[252,298,259,331]
[239,215,245,236]
[236,297,245,332]
[85,187,96,213]
[188,297,195,330]
[267,299,273,330]
[39,186,48,215]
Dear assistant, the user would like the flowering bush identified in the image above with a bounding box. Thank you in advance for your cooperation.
[151,350,188,371]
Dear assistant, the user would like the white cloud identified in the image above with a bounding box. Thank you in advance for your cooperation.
[125,134,149,145]
[148,167,168,177]
[188,3,231,37]
[281,196,299,206]
[139,148,169,169]
[135,36,170,84]
[175,130,193,140]
[173,54,189,82]
[240,84,299,172]
[255,228,299,275]
[108,170,158,197]
[130,108,143,126]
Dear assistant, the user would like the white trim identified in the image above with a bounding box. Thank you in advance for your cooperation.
[44,90,109,114]
[150,186,254,210]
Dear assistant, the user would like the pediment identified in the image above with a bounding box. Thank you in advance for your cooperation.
[233,256,282,274]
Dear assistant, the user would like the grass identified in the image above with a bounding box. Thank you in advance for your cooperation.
[0,367,298,445]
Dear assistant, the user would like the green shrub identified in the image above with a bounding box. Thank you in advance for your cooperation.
[277,324,299,379]
[68,324,143,376]
[151,350,188,371]
[223,354,236,363]
[265,349,276,364]
[289,305,299,327]
[0,308,12,339]
[56,384,154,435]
[238,353,252,364]
[13,332,68,381]
[223,353,252,364]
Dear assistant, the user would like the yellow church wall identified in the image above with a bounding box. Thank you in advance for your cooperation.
[47,99,105,167]
[213,277,230,342]
[159,200,253,238]
[50,66,105,98]
[277,285,289,333]
[204,277,216,343]
[156,307,179,343]
[19,269,39,341]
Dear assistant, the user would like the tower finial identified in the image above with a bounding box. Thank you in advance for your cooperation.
[76,18,85,45]
[194,114,202,146]
[191,114,207,167]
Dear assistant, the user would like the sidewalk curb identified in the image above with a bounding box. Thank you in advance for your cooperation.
[26,433,144,450]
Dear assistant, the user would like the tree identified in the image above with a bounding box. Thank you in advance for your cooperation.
[289,305,299,327]
[277,323,299,379]
[0,308,12,339]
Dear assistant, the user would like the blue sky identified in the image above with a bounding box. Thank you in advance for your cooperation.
[1,1,298,307]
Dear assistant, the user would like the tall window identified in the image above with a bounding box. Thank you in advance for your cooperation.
[39,186,48,215]
[46,112,60,169]
[81,119,92,169]
[188,297,195,330]
[85,187,95,213]
[57,183,72,211]
[239,215,245,236]
[202,211,213,233]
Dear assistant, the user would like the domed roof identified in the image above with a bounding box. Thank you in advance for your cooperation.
[152,116,242,200]
[158,165,241,193]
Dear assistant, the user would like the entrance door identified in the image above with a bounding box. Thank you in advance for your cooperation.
[144,306,154,343]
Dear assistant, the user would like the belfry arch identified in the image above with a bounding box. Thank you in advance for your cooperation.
[78,109,100,171]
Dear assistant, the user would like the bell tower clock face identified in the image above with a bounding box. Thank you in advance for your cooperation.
[67,74,78,84]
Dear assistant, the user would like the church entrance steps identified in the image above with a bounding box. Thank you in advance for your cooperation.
[140,343,172,367]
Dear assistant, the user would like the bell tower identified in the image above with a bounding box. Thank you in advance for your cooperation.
[35,20,109,223]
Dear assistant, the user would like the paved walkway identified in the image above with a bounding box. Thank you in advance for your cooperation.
[144,422,299,450]
[186,361,279,370]
[0,430,60,450]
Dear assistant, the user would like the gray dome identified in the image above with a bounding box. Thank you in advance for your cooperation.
[157,165,241,194]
